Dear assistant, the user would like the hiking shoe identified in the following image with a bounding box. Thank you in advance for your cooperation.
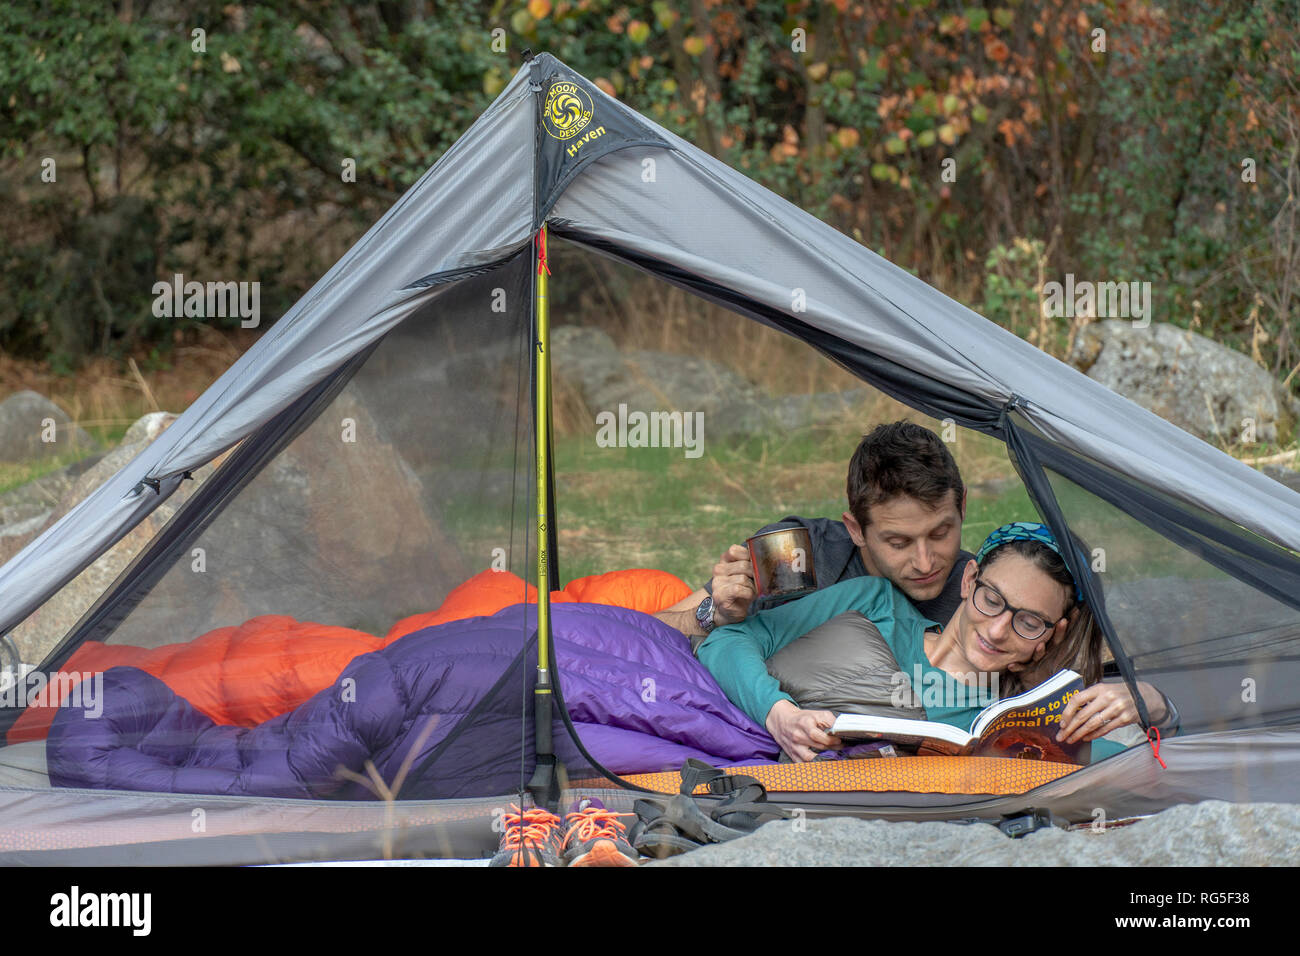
[489,805,565,867]
[561,800,640,867]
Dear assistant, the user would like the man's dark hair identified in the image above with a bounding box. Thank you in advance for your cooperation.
[846,421,964,527]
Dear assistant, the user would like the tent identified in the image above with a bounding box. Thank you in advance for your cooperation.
[1,52,1298,864]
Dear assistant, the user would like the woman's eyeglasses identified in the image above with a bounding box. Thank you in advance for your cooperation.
[971,576,1062,641]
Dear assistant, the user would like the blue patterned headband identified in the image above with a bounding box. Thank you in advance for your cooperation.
[975,521,1083,603]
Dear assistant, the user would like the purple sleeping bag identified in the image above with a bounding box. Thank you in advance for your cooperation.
[47,602,779,799]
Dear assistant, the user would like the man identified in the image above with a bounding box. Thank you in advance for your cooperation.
[655,420,971,639]
[655,420,1175,760]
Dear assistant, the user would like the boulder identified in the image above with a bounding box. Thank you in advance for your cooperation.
[103,386,469,648]
[0,391,96,465]
[650,800,1300,866]
[552,325,765,417]
[6,412,198,664]
[0,452,105,562]
[1262,463,1300,495]
[551,325,872,440]
[8,387,473,661]
[1069,321,1294,445]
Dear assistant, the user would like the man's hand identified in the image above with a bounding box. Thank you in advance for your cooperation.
[710,544,756,625]
[765,699,841,762]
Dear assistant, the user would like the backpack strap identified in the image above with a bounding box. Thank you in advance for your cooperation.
[628,761,790,859]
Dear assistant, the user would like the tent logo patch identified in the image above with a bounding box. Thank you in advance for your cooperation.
[543,81,594,141]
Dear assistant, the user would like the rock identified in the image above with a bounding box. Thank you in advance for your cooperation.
[0,391,97,465]
[105,385,470,648]
[650,800,1300,866]
[552,325,872,440]
[552,326,765,417]
[1068,321,1294,445]
[7,413,196,664]
[1262,464,1300,495]
[0,452,107,566]
[121,411,178,446]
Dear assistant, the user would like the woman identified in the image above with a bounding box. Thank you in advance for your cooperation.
[697,521,1173,762]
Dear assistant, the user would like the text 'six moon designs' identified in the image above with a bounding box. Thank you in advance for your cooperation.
[543,81,594,141]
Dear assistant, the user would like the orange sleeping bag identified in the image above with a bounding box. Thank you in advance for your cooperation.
[9,568,692,744]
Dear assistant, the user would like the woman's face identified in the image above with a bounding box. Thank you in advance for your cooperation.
[956,551,1070,673]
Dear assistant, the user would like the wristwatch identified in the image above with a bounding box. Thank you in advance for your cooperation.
[695,596,717,634]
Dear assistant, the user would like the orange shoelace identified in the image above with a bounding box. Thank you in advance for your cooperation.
[563,807,636,847]
[499,805,563,850]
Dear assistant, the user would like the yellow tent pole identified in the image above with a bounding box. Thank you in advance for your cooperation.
[528,223,558,806]
[535,224,552,683]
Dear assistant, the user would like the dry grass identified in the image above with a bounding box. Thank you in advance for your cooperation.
[0,325,260,446]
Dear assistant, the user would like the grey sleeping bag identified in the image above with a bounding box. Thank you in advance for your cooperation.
[765,611,927,720]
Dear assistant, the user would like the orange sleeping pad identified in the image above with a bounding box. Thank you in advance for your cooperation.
[9,567,693,744]
[580,755,1080,796]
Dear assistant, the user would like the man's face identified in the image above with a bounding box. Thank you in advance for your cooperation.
[842,491,966,603]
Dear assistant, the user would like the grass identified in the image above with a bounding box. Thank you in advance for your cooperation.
[0,324,257,445]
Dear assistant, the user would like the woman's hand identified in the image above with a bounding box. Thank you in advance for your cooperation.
[1057,680,1167,743]
[765,699,841,762]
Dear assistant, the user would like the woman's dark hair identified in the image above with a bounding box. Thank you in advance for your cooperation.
[846,421,964,528]
[978,538,1104,697]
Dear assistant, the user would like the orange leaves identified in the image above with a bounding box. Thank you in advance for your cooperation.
[984,37,1011,63]
[527,0,551,19]
[998,116,1029,147]
[835,127,861,149]
[769,124,799,162]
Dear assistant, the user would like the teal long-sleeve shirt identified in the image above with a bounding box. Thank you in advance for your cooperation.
[696,575,1126,762]
[697,576,955,728]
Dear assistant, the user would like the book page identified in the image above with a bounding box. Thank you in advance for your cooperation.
[972,679,1091,764]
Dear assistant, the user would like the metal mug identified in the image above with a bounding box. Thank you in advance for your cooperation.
[746,527,817,604]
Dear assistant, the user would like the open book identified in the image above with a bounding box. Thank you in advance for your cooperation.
[827,670,1091,764]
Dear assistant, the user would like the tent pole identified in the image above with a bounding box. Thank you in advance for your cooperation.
[527,223,561,810]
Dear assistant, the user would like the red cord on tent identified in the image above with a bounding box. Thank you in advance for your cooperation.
[1146,726,1167,768]
[536,228,551,276]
